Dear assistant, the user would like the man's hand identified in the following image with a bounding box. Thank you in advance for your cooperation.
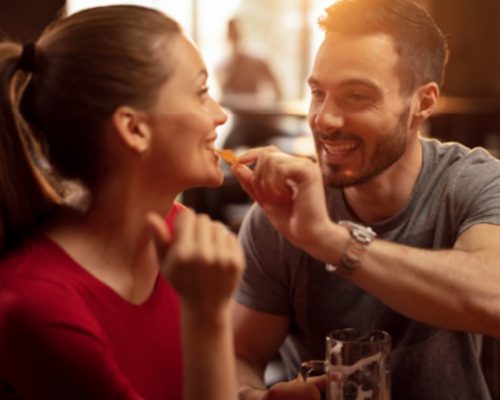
[232,146,331,249]
[238,376,325,400]
[264,376,325,400]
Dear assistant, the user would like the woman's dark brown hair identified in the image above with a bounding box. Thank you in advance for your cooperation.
[0,5,181,253]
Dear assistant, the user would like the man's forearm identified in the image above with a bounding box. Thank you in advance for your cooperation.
[347,237,500,337]
[238,387,267,400]
[236,358,268,400]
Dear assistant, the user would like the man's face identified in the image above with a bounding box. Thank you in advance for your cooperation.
[308,33,413,188]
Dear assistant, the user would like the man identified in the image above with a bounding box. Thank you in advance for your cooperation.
[231,0,500,399]
[216,17,284,150]
[216,17,282,102]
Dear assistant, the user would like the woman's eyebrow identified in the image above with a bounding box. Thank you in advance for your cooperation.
[194,69,208,83]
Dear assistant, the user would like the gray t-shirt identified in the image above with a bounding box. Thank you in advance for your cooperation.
[235,138,500,400]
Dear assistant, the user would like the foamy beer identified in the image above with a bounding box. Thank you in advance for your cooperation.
[301,328,391,400]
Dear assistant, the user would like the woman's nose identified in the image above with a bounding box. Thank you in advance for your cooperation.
[213,101,228,126]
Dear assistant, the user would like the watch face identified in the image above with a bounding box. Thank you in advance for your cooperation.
[335,221,376,274]
[340,221,375,242]
[353,228,375,243]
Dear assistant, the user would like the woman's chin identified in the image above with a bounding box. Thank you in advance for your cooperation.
[197,171,225,188]
[208,172,225,187]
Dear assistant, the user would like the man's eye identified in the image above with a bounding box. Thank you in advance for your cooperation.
[346,93,371,102]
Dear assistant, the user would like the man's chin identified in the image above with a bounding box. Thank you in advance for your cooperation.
[323,164,393,189]
[322,166,360,188]
[324,176,358,189]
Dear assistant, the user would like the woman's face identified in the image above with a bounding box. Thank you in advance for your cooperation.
[144,34,227,191]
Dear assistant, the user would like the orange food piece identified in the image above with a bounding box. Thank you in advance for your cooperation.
[215,148,239,165]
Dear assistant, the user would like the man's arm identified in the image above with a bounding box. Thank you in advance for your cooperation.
[233,301,324,400]
[232,301,289,400]
[233,302,325,400]
[232,148,500,339]
[343,222,500,337]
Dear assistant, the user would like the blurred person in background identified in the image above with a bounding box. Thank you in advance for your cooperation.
[217,17,282,106]
[182,16,286,230]
[216,16,283,150]
[0,5,244,400]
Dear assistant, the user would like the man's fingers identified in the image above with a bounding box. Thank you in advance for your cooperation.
[236,145,280,164]
[233,163,263,203]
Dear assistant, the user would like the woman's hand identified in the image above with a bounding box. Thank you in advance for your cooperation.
[147,209,245,319]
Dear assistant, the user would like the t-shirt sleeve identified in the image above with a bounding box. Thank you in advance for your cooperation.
[0,279,144,400]
[234,204,293,316]
[451,150,500,235]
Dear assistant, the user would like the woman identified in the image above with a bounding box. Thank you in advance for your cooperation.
[0,5,244,400]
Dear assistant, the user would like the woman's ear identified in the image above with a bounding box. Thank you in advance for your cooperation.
[410,82,439,129]
[111,106,152,154]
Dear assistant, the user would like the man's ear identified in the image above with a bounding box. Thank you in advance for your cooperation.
[111,106,152,154]
[410,82,439,129]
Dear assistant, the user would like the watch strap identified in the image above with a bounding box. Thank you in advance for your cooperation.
[326,220,376,274]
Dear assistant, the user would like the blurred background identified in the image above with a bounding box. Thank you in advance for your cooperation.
[3,0,500,151]
[3,0,500,154]
[3,0,500,228]
[1,0,499,396]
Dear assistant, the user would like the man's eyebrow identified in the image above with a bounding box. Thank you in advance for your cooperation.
[338,78,381,91]
[307,76,382,92]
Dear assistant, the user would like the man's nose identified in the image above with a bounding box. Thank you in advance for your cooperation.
[312,101,344,132]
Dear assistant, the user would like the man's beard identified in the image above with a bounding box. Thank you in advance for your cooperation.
[317,106,411,188]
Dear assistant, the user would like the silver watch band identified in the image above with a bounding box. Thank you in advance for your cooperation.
[326,220,376,274]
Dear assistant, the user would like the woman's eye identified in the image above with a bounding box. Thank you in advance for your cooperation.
[198,86,209,99]
[310,89,325,100]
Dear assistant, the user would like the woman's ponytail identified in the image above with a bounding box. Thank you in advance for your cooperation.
[0,42,60,254]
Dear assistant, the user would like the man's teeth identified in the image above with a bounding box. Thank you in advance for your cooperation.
[324,143,357,155]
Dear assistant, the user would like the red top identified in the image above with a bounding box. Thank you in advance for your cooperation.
[0,203,185,400]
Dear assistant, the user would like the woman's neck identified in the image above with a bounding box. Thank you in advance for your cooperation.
[45,183,177,304]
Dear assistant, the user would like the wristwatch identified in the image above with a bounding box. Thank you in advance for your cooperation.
[326,220,376,274]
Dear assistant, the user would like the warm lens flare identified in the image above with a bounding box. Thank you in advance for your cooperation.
[215,148,238,165]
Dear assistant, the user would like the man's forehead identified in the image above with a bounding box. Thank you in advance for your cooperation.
[310,33,400,85]
[318,32,397,57]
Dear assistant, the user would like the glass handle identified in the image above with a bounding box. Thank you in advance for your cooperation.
[300,359,326,382]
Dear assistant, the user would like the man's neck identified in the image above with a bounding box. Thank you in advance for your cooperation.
[343,137,423,224]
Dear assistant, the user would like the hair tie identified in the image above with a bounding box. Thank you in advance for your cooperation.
[17,42,36,73]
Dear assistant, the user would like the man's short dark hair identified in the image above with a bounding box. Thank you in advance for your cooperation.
[319,0,449,95]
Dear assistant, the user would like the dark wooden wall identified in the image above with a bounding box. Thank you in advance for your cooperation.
[431,0,500,98]
[427,0,500,160]
[0,0,65,42]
